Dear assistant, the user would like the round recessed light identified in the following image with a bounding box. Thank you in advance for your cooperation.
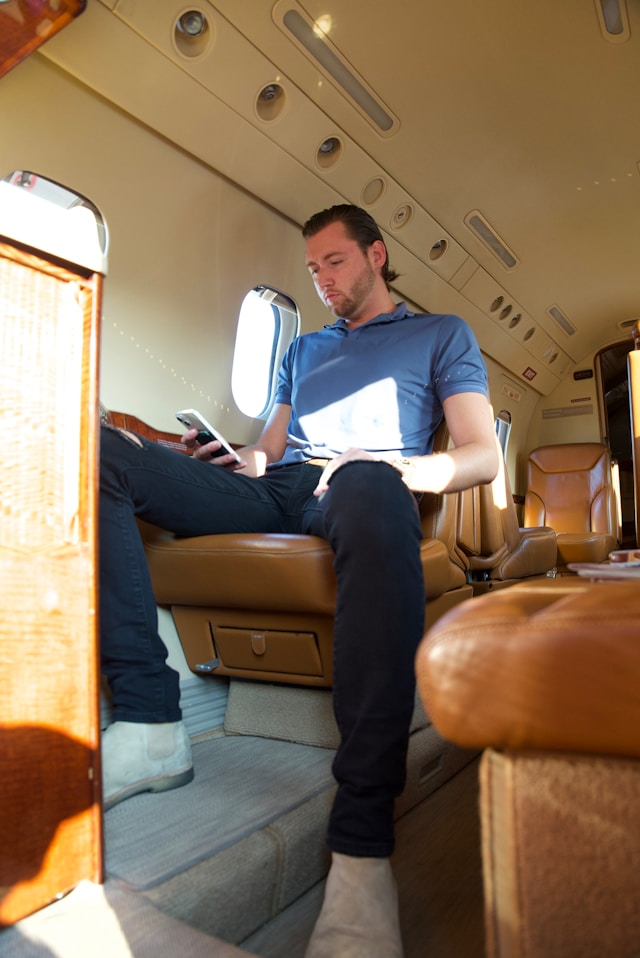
[177,10,206,36]
[173,9,212,57]
[319,137,339,154]
[256,83,286,121]
[316,137,343,169]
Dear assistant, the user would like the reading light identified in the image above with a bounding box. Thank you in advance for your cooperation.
[177,10,207,37]
[319,137,339,153]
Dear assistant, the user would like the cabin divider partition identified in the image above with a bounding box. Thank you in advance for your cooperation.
[0,200,104,924]
[628,324,640,548]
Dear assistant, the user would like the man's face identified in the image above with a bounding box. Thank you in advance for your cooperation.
[305,221,377,321]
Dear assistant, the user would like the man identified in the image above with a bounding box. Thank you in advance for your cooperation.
[99,204,498,958]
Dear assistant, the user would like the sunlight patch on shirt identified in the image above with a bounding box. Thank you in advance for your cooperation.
[299,377,402,452]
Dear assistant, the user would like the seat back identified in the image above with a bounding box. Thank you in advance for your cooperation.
[523,443,619,565]
[418,419,468,577]
[455,436,557,588]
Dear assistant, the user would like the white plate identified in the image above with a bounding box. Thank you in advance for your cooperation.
[567,561,640,579]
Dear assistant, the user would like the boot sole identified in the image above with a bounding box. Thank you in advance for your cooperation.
[104,765,194,812]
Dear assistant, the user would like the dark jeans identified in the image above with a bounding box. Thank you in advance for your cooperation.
[99,425,426,857]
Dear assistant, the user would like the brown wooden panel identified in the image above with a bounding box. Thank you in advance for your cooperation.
[0,240,102,925]
[0,1,86,81]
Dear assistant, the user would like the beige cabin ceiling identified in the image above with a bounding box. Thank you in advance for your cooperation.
[217,0,640,357]
[40,0,640,388]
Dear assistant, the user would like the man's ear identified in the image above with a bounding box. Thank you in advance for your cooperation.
[369,238,388,272]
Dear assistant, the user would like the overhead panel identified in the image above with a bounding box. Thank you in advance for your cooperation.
[44,0,574,396]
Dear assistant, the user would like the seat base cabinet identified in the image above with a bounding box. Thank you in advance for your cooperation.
[170,585,472,687]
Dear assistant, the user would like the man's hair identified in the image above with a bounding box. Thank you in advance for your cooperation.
[302,204,398,289]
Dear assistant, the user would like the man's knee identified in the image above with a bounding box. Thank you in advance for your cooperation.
[324,460,419,539]
[102,424,143,448]
[328,459,407,508]
[99,425,146,492]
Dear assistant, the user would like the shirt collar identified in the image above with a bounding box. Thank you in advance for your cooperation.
[324,301,411,330]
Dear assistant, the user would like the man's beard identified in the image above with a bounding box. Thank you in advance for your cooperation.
[327,263,376,319]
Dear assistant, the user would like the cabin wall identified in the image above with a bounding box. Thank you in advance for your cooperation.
[1,55,534,453]
[2,50,588,489]
[0,55,329,442]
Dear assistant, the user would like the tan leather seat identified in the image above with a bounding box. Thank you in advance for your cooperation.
[416,578,640,958]
[455,437,557,591]
[139,420,472,688]
[524,442,619,567]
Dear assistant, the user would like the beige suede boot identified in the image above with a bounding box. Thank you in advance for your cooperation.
[305,852,404,958]
[102,720,193,811]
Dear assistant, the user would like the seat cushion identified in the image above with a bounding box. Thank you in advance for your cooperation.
[144,528,466,610]
[556,531,617,565]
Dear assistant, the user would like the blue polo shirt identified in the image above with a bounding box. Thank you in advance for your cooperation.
[269,302,489,468]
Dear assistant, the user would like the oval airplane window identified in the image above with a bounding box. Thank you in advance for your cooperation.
[495,409,512,456]
[231,286,299,419]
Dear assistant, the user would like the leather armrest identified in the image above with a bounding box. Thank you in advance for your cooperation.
[416,579,640,759]
[494,526,557,579]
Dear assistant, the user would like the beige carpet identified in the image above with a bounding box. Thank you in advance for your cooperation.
[243,758,484,958]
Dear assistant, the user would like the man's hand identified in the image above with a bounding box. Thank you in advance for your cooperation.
[313,448,376,497]
[181,427,247,470]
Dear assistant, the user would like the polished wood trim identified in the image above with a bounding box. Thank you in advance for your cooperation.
[0,1,86,81]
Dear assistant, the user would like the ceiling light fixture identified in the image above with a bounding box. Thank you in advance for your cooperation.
[547,305,576,337]
[594,0,630,42]
[276,4,398,135]
[464,211,519,270]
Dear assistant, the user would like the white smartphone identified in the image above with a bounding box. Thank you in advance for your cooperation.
[176,408,242,462]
